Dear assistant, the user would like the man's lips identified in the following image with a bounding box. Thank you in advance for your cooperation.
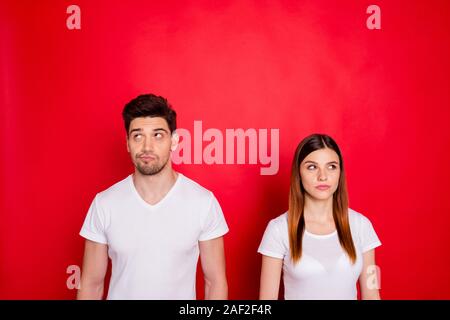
[139,154,156,161]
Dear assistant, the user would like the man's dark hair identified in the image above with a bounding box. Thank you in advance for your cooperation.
[122,94,177,135]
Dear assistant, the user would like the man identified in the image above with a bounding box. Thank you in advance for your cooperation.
[77,94,229,299]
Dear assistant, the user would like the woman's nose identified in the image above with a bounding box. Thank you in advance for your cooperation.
[318,168,328,181]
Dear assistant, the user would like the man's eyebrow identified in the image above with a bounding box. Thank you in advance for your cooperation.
[129,128,142,134]
[129,128,169,134]
[153,128,169,133]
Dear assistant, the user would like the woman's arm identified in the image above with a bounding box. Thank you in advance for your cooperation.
[359,249,381,300]
[259,255,283,299]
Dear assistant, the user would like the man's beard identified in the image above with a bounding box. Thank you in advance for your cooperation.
[135,154,169,176]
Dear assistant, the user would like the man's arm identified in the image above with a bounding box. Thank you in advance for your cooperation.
[199,236,228,299]
[76,239,109,300]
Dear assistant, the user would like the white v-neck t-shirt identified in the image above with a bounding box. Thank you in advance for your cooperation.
[258,209,381,300]
[80,173,229,300]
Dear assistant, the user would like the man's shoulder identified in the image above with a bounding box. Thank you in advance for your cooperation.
[95,175,132,204]
[178,173,214,201]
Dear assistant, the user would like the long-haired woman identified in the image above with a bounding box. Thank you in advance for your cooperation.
[258,134,381,300]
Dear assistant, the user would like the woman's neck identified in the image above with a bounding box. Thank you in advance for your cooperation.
[303,195,334,223]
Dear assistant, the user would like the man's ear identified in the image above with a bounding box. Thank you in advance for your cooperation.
[170,131,179,151]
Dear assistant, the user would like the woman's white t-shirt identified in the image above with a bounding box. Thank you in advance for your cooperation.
[258,209,381,300]
[80,173,229,300]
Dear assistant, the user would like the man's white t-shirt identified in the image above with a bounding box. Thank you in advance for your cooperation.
[258,209,381,300]
[80,173,229,300]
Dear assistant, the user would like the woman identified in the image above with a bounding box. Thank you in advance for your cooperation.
[258,134,381,300]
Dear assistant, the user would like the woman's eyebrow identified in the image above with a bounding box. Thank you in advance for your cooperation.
[303,160,339,165]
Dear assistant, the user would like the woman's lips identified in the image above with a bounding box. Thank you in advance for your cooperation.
[315,185,331,191]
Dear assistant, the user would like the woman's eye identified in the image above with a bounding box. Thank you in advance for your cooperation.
[329,165,337,170]
[307,165,316,170]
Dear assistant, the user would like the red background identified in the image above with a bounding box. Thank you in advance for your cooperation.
[1,0,450,299]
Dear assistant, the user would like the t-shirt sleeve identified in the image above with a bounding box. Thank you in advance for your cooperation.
[199,193,229,241]
[360,215,381,253]
[257,219,286,259]
[79,195,108,244]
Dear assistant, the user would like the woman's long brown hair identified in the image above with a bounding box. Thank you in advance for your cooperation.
[288,134,356,264]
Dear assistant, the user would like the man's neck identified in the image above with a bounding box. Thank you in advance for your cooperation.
[132,165,179,206]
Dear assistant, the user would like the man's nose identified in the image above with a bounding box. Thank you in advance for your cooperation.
[142,136,154,152]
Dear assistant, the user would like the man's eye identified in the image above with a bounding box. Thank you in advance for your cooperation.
[134,134,142,140]
[155,133,163,139]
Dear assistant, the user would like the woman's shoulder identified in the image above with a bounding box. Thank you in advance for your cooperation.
[270,211,288,225]
[348,207,378,238]
[348,208,373,225]
[265,212,289,232]
[348,208,382,251]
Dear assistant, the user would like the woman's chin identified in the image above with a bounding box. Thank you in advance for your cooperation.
[308,192,333,202]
